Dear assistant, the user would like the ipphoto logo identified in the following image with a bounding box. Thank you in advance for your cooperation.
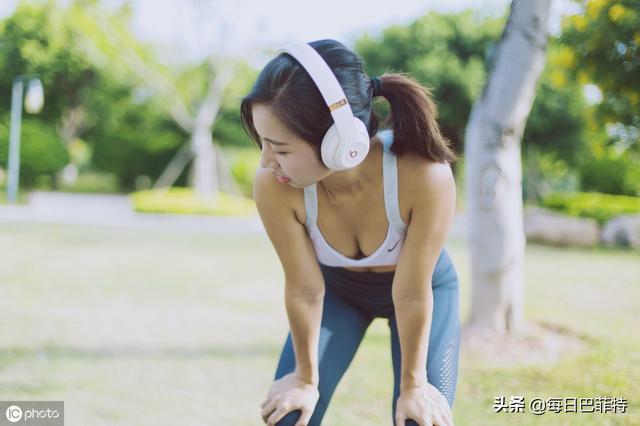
[5,406,21,423]
[1,402,63,425]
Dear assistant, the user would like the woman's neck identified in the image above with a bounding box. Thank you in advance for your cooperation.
[318,137,382,202]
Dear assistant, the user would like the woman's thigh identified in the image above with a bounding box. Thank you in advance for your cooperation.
[273,286,373,426]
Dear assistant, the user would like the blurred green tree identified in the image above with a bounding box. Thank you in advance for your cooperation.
[0,2,190,191]
[561,0,639,150]
[81,76,188,190]
[523,43,590,166]
[0,117,69,186]
[355,10,503,157]
[520,42,592,200]
[69,0,244,197]
[0,1,96,164]
[559,0,640,195]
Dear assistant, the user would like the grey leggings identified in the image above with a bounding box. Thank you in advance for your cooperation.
[273,248,461,426]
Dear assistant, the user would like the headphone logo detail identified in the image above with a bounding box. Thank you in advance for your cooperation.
[349,150,358,158]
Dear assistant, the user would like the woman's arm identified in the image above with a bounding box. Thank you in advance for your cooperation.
[284,287,323,384]
[392,162,456,391]
[253,167,325,385]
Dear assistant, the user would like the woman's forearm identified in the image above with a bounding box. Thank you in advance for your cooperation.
[284,286,325,385]
[392,289,434,391]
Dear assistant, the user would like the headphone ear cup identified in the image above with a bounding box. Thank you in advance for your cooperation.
[320,124,341,170]
[321,118,371,170]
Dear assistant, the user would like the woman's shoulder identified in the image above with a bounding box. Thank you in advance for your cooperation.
[253,167,308,226]
[397,152,453,185]
[396,150,455,221]
[380,129,453,183]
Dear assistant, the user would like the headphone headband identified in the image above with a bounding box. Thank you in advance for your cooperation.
[278,42,359,148]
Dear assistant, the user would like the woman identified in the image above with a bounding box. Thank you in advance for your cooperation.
[240,39,460,426]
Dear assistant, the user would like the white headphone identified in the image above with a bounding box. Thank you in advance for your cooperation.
[278,42,371,171]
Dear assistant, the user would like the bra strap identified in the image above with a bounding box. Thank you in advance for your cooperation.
[382,149,407,233]
[303,183,318,228]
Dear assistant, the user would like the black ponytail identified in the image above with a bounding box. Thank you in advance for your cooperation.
[375,73,457,164]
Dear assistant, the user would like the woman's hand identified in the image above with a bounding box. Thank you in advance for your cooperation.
[395,381,453,426]
[260,372,320,426]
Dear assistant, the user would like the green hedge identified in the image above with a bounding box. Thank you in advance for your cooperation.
[0,118,69,186]
[130,187,257,216]
[541,191,640,224]
[578,152,640,196]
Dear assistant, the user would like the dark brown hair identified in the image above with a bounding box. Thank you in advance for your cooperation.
[240,39,456,164]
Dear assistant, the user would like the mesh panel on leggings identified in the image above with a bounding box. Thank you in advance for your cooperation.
[438,336,458,405]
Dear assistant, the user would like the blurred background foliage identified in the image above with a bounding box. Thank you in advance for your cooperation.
[561,0,640,141]
[0,116,68,186]
[0,0,638,211]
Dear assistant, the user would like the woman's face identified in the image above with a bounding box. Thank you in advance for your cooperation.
[252,103,331,188]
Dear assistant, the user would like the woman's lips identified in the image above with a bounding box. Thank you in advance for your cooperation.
[275,174,290,184]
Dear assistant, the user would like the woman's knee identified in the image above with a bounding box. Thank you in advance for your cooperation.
[274,397,327,426]
[274,410,301,426]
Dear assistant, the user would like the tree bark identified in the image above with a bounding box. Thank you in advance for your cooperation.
[189,62,235,199]
[464,0,552,334]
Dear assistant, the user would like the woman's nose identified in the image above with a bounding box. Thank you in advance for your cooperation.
[259,145,277,170]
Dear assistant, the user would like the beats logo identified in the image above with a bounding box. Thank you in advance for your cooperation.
[349,150,358,158]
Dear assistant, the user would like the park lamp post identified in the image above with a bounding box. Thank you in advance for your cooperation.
[6,75,44,204]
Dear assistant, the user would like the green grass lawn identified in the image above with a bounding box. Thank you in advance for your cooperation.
[0,223,638,425]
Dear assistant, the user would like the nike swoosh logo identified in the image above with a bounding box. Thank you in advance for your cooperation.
[387,240,401,252]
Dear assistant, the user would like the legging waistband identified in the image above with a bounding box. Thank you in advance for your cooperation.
[318,247,458,290]
[319,264,395,284]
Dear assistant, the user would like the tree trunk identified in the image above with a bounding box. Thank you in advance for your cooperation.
[190,125,217,198]
[153,142,194,189]
[189,62,235,199]
[463,0,552,334]
[55,106,87,187]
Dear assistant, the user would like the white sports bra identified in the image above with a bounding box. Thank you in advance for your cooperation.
[303,129,408,267]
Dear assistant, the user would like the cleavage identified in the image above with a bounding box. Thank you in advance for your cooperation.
[316,190,388,259]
